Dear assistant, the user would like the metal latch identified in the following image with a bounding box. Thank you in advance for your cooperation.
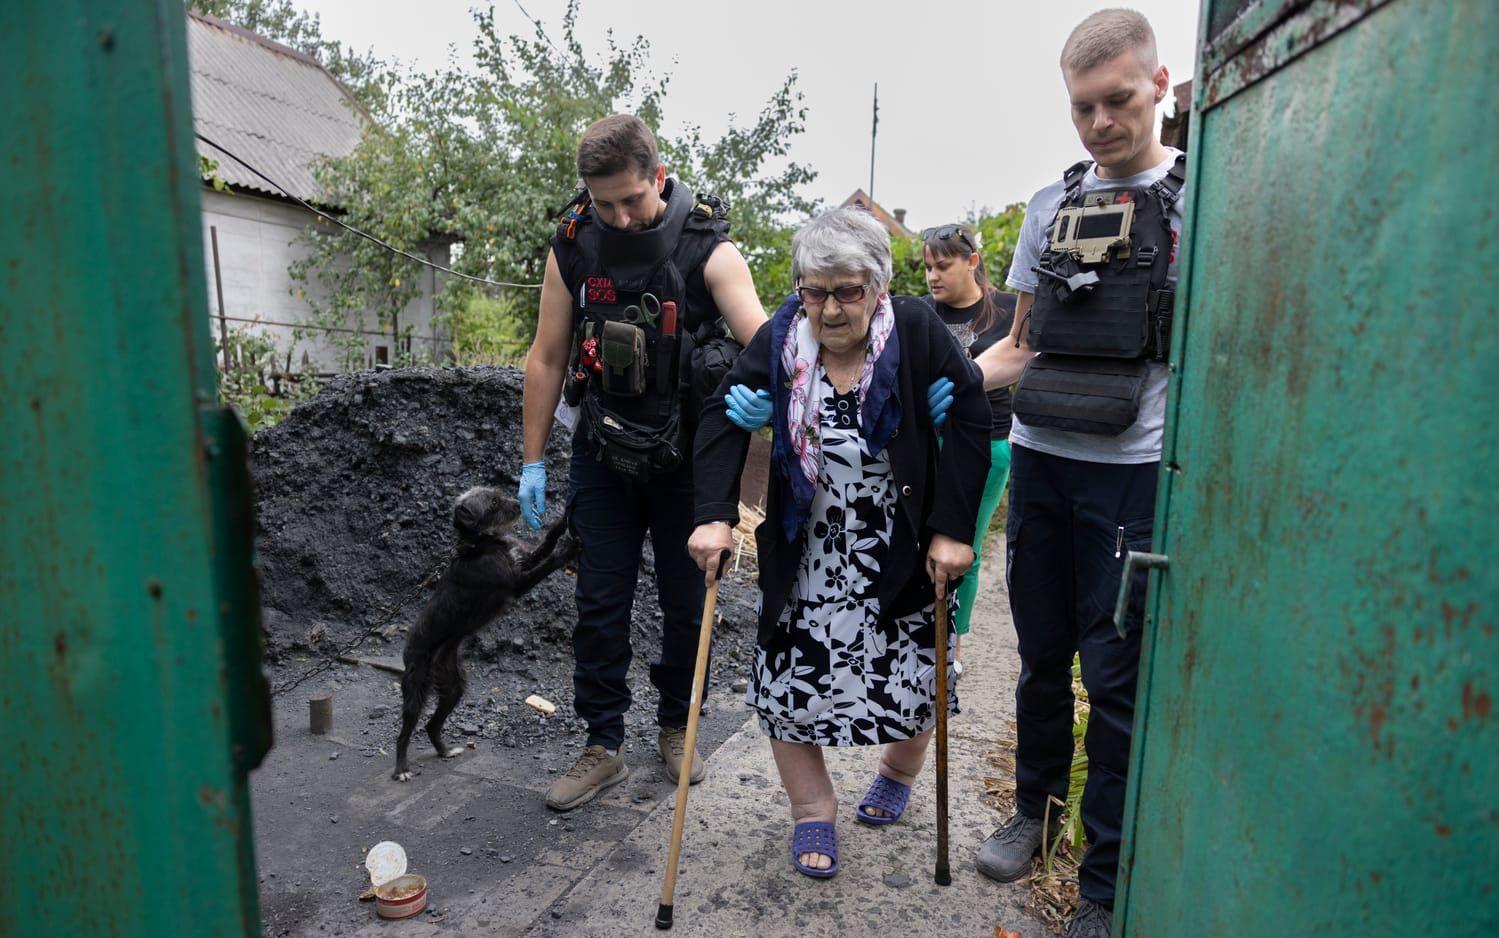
[1113,550,1170,637]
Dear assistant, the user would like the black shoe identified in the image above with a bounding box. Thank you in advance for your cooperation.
[1064,899,1113,938]
[975,812,1058,882]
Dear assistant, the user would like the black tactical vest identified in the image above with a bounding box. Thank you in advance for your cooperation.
[551,178,732,481]
[1012,154,1186,436]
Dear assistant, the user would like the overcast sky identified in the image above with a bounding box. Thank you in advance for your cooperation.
[295,0,1200,228]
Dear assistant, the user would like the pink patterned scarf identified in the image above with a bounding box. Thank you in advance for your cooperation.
[780,293,896,485]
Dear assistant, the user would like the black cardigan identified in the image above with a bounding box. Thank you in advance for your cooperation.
[692,295,991,648]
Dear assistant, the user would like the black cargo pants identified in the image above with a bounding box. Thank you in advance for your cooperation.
[1005,443,1158,909]
[566,433,706,751]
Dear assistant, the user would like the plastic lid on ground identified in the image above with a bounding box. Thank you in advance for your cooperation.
[365,841,408,886]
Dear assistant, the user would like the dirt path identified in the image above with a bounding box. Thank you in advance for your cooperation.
[252,532,1046,937]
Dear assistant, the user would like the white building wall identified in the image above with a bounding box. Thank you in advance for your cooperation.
[200,186,450,374]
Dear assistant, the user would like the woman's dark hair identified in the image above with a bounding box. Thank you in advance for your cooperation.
[923,223,999,333]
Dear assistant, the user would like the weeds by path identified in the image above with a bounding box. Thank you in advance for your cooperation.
[981,657,1090,935]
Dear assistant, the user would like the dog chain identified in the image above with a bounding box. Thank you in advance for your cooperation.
[269,556,451,697]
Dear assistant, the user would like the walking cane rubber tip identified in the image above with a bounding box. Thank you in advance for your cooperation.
[654,903,674,929]
[935,868,952,886]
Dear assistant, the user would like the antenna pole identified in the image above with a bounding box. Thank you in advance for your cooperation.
[869,82,879,202]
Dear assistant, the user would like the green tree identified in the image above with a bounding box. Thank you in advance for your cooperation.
[281,0,817,362]
[448,293,534,366]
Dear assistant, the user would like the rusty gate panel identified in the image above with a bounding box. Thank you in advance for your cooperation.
[0,1,269,934]
[1117,0,1498,933]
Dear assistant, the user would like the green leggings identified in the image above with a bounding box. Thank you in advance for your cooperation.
[955,438,1012,635]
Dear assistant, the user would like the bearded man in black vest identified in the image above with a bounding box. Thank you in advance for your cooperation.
[519,114,766,811]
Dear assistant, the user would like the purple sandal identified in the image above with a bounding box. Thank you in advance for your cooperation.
[790,821,839,878]
[855,774,912,826]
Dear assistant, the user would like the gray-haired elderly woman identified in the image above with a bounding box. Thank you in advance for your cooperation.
[687,206,991,877]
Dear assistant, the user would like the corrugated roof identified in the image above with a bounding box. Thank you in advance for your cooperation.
[188,11,367,205]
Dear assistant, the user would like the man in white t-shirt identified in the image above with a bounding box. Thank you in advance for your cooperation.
[972,10,1184,937]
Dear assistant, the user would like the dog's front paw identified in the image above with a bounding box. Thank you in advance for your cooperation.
[393,769,412,782]
[441,745,464,759]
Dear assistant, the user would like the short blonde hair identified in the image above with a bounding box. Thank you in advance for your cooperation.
[1061,8,1158,73]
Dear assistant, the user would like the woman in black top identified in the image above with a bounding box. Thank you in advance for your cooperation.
[921,223,1017,655]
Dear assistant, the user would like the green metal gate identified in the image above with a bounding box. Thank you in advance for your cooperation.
[1116,0,1498,933]
[1,1,270,934]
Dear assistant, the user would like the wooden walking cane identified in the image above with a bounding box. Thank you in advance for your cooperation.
[655,547,732,930]
[933,575,952,886]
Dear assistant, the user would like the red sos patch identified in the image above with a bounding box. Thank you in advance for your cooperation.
[586,276,617,304]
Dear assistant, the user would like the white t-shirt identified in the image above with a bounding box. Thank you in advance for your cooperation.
[1006,149,1185,465]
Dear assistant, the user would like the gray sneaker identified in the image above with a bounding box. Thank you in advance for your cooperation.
[975,812,1057,882]
[1064,899,1113,938]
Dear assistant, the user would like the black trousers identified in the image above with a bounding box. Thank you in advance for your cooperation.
[1005,444,1158,908]
[566,433,706,751]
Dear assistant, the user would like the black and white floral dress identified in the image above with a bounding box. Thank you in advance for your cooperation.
[748,374,959,745]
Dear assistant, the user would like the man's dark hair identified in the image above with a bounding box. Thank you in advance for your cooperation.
[576,114,659,180]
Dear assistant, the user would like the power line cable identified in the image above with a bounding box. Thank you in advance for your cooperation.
[195,131,542,290]
[512,0,566,60]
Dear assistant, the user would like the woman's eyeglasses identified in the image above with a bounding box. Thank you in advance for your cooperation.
[921,224,977,254]
[796,283,868,306]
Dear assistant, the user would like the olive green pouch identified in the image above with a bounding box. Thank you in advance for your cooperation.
[600,320,647,396]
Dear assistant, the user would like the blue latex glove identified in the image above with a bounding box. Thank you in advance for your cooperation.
[927,377,956,427]
[725,385,774,431]
[518,460,546,530]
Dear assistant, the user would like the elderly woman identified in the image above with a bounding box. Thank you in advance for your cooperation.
[687,206,991,877]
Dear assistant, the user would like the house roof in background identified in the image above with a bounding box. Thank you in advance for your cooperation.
[188,11,367,204]
[840,189,913,238]
[1173,79,1193,115]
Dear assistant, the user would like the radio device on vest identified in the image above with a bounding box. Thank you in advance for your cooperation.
[1012,154,1186,436]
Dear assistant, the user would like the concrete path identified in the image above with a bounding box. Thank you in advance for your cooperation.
[514,543,1048,938]
[254,533,1050,937]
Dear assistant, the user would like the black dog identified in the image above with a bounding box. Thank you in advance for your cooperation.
[393,486,576,782]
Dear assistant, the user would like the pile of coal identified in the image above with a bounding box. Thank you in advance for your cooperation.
[249,365,757,668]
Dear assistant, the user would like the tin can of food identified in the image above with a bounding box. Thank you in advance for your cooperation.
[374,874,428,919]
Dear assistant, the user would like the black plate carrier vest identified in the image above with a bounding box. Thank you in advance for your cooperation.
[1012,154,1186,436]
[552,179,731,481]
